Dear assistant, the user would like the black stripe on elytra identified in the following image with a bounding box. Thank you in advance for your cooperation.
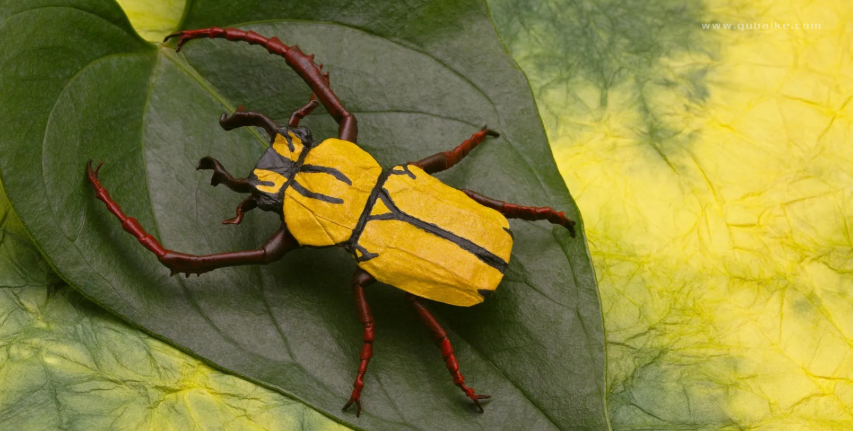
[379,189,508,273]
[291,180,343,204]
[344,168,395,253]
[300,164,352,185]
[280,137,311,192]
[503,227,514,239]
[390,164,416,179]
[366,193,398,222]
[367,213,396,221]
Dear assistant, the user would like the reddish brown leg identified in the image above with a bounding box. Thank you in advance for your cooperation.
[289,71,329,127]
[87,160,298,276]
[462,189,576,237]
[165,28,357,142]
[410,126,499,174]
[196,156,252,193]
[222,196,257,225]
[288,94,319,127]
[219,106,279,142]
[405,293,490,412]
[343,269,377,417]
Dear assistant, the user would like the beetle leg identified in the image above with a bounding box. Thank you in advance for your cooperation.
[405,293,491,412]
[343,269,377,417]
[219,106,279,143]
[164,28,357,142]
[461,189,576,237]
[196,156,253,193]
[86,160,298,277]
[409,126,499,174]
[156,225,297,277]
[222,196,257,225]
[288,93,320,127]
[288,72,329,127]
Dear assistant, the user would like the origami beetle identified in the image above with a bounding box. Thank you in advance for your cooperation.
[86,27,576,416]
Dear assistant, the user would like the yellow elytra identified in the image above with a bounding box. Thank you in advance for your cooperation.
[249,129,513,307]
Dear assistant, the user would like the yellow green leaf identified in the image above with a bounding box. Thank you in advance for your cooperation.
[491,0,853,428]
[114,0,183,41]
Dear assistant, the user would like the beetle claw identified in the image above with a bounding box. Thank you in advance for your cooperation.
[222,216,242,225]
[86,159,105,180]
[163,31,198,53]
[342,396,362,417]
[480,125,500,138]
[458,384,490,412]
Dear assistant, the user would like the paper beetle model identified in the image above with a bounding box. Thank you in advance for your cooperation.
[86,27,576,416]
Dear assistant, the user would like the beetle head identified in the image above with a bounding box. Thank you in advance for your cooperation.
[248,125,315,213]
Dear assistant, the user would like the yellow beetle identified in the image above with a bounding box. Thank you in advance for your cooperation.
[86,27,576,417]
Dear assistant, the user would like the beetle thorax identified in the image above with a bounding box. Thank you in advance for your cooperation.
[249,131,384,247]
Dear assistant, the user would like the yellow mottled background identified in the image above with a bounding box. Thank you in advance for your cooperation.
[493,0,853,428]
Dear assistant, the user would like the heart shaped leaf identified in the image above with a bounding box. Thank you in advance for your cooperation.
[0,0,607,429]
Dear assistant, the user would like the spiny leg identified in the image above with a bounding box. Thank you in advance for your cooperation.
[196,156,253,193]
[462,189,576,237]
[410,126,499,174]
[222,196,257,225]
[219,106,279,142]
[405,293,490,412]
[164,28,357,142]
[343,269,377,417]
[87,160,298,276]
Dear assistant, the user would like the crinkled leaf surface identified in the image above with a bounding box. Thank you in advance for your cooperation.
[0,0,607,429]
[0,180,347,430]
[491,0,853,429]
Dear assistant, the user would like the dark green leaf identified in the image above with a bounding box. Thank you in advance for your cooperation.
[0,0,607,429]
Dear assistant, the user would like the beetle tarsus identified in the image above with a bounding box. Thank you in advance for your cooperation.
[462,189,577,237]
[459,384,490,412]
[87,159,104,179]
[196,156,253,193]
[481,126,500,138]
[223,196,257,225]
[410,126,500,174]
[163,30,205,52]
[342,269,377,418]
[405,293,492,412]
[218,108,278,141]
[288,96,319,127]
[342,395,362,417]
